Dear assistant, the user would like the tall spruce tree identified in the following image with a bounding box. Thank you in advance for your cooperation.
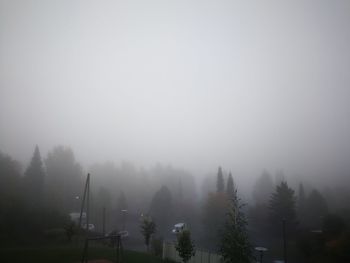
[220,183,253,263]
[297,183,306,220]
[216,166,224,192]
[269,181,296,234]
[226,172,234,197]
[24,145,45,206]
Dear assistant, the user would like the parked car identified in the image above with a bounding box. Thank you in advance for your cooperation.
[172,223,187,234]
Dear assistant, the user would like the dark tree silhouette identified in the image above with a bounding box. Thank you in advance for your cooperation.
[176,230,195,263]
[220,183,253,263]
[226,172,234,198]
[216,166,224,193]
[303,189,328,228]
[140,215,156,252]
[297,183,306,224]
[45,146,83,212]
[269,181,296,234]
[24,145,45,206]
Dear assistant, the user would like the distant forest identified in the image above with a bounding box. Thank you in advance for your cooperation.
[1,145,350,262]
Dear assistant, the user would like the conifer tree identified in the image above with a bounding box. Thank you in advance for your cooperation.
[269,181,296,234]
[24,145,45,206]
[226,172,234,197]
[220,183,253,263]
[297,183,306,221]
[216,166,224,192]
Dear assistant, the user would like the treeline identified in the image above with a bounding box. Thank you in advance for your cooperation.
[200,168,350,262]
[0,145,198,243]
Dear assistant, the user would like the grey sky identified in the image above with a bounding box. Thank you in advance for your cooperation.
[1,0,350,179]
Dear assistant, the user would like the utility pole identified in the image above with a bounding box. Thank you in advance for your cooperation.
[79,173,91,234]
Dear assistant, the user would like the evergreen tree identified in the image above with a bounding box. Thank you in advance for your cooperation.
[24,145,45,206]
[269,181,296,234]
[220,183,253,263]
[176,230,195,263]
[140,215,156,251]
[303,189,328,228]
[297,183,306,221]
[216,166,224,192]
[226,172,234,197]
[45,146,83,212]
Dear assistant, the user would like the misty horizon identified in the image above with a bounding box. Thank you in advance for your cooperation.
[1,0,350,184]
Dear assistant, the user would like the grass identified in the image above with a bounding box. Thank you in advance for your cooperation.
[0,245,164,263]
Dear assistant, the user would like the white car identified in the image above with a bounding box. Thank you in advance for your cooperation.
[172,223,186,234]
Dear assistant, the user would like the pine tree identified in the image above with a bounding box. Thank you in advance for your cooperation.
[220,183,253,263]
[216,166,224,192]
[297,183,306,221]
[24,145,45,206]
[269,181,296,234]
[226,172,234,197]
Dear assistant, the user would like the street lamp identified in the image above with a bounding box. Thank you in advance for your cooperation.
[255,247,268,263]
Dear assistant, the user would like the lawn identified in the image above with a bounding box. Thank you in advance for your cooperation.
[0,245,164,263]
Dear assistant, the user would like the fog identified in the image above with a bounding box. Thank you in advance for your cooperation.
[1,1,350,262]
[1,0,350,183]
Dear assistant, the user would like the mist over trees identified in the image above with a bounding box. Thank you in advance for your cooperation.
[0,145,350,262]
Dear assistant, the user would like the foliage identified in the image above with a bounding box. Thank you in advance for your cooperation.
[269,181,296,234]
[23,146,45,206]
[140,216,156,251]
[45,146,83,212]
[219,186,253,263]
[322,214,346,239]
[216,166,224,192]
[226,172,234,197]
[302,189,328,229]
[175,230,195,263]
[297,183,306,222]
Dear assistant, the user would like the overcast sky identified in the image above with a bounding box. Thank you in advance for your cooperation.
[1,0,350,179]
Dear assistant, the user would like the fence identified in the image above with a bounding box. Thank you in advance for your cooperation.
[162,242,221,263]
